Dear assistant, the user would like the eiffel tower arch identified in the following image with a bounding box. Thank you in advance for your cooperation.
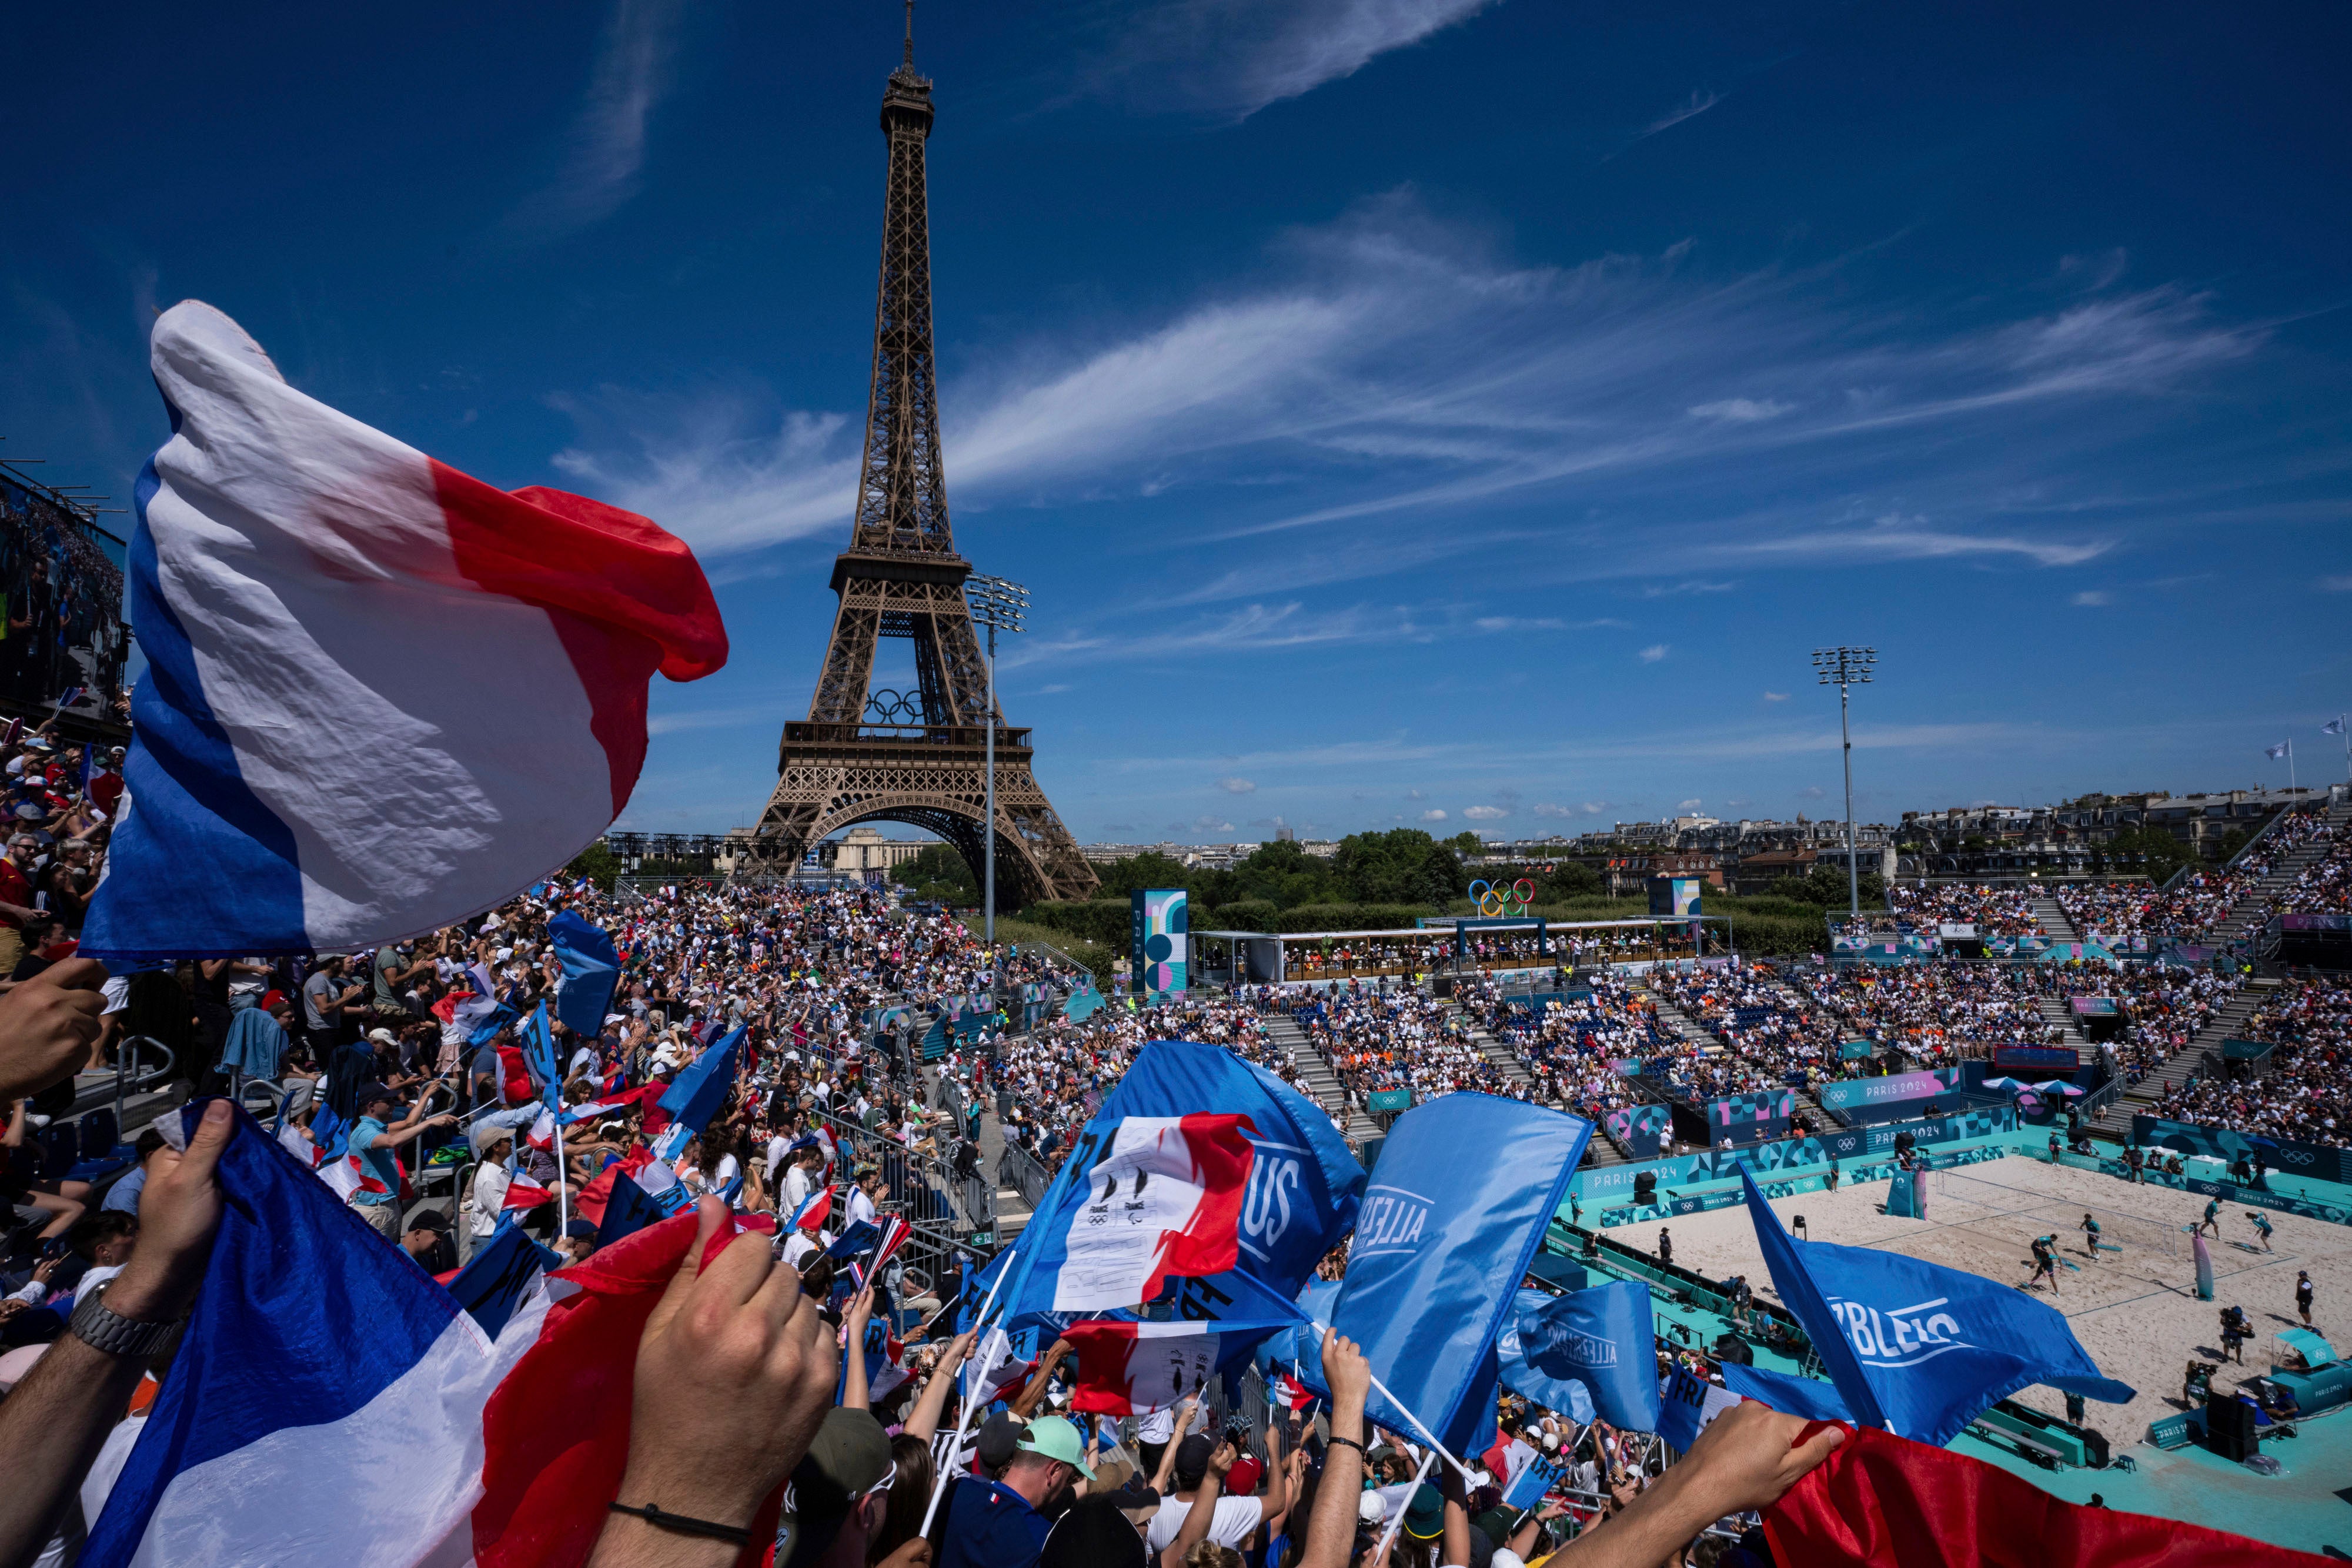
[749,15,1097,910]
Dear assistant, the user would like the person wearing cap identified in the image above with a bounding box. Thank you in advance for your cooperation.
[348,1082,455,1241]
[400,1209,456,1273]
[776,1406,905,1567]
[555,1218,600,1265]
[1143,1421,1288,1562]
[938,1412,1095,1568]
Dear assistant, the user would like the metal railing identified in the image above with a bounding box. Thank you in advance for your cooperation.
[109,1034,179,1127]
[807,1102,994,1246]
[997,1141,1055,1210]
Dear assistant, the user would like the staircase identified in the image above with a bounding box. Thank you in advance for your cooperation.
[2207,795,2352,945]
[2034,995,2089,1048]
[1448,1004,1541,1095]
[1264,1012,1375,1140]
[2088,977,2282,1141]
[1648,989,1724,1057]
[2031,894,2079,942]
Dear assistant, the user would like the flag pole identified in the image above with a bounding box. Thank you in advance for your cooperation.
[1320,1328,1476,1483]
[1374,1450,1437,1558]
[918,1252,1017,1534]
[555,1114,570,1234]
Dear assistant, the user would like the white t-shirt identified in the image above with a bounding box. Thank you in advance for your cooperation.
[846,1186,877,1229]
[1144,1495,1264,1556]
[1138,1405,1179,1444]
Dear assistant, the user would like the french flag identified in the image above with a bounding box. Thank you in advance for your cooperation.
[791,1183,837,1232]
[83,1103,785,1568]
[315,1152,388,1203]
[1045,1113,1257,1312]
[81,301,726,962]
[502,1167,557,1213]
[1060,1321,1227,1416]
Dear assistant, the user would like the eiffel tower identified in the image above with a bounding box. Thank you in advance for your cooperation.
[749,8,1098,908]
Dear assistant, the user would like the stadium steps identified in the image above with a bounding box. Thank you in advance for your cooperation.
[1264,1013,1375,1140]
[2087,976,2282,1141]
[2204,795,2350,944]
[1646,992,1725,1057]
[2030,894,2079,942]
[2034,996,2089,1047]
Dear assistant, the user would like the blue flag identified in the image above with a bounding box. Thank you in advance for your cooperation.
[653,1026,746,1161]
[548,911,621,1039]
[1516,1279,1661,1430]
[1496,1288,1593,1423]
[1255,1277,1342,1378]
[997,1041,1365,1329]
[1655,1363,1742,1452]
[594,1170,665,1249]
[1718,1362,1856,1425]
[1325,1094,1591,1456]
[443,1223,564,1339]
[1738,1168,2131,1446]
[523,1004,560,1108]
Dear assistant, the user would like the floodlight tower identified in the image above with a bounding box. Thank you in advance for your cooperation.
[967,573,1028,945]
[1813,647,1877,922]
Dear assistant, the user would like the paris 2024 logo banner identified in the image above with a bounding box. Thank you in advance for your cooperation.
[1131,888,1188,1004]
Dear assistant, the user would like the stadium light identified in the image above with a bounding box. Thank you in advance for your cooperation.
[967,574,1028,945]
[1812,646,1877,922]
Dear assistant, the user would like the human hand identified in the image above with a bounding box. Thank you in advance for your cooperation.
[1208,1440,1237,1477]
[0,958,106,1101]
[1665,1401,1845,1520]
[603,1198,837,1534]
[845,1283,874,1337]
[105,1098,235,1323]
[30,1255,62,1286]
[874,1542,930,1568]
[1321,1330,1371,1409]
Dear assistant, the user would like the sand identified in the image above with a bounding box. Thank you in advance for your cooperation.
[1606,1153,2352,1445]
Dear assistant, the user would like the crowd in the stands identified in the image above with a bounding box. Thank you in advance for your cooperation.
[2156,977,2351,1145]
[1885,882,2043,937]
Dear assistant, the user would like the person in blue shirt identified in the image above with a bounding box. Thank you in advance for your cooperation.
[938,1415,1095,1568]
[348,1081,455,1241]
[99,1129,167,1215]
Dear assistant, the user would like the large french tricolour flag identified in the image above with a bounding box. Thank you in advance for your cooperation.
[83,1101,775,1568]
[1043,1113,1256,1313]
[81,302,727,961]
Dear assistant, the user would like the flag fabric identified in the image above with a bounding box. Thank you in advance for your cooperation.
[547,912,621,1039]
[1007,1042,1364,1318]
[1763,1420,2325,1568]
[2267,741,2292,760]
[1656,1363,1743,1453]
[791,1184,837,1231]
[1719,1362,1858,1426]
[523,1004,560,1106]
[502,1167,556,1213]
[1024,1113,1257,1314]
[562,1082,664,1126]
[524,1104,558,1153]
[1063,1316,1294,1416]
[1502,1452,1568,1511]
[1496,1288,1594,1423]
[83,1101,783,1568]
[1323,1095,1591,1456]
[2326,716,2347,737]
[651,1027,746,1162]
[1515,1279,1661,1432]
[443,1223,566,1340]
[1254,1277,1341,1378]
[590,1169,665,1249]
[1738,1169,2130,1447]
[454,964,507,1044]
[315,1151,387,1204]
[81,301,726,962]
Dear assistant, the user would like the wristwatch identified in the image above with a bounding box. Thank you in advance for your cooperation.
[69,1285,187,1360]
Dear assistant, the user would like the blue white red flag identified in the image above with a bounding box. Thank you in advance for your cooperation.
[651,1025,745,1162]
[1002,1112,1257,1319]
[81,302,726,962]
[791,1183,837,1231]
[83,1101,783,1568]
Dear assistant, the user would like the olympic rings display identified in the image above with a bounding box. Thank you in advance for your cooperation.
[1468,878,1538,918]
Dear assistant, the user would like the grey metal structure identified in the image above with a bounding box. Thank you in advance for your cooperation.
[1812,646,1877,920]
[747,14,1096,911]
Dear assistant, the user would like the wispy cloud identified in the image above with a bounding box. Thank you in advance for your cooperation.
[1639,644,1669,663]
[556,195,2271,578]
[1762,691,1789,702]
[507,0,682,239]
[1463,804,1508,819]
[1420,808,1449,821]
[1643,89,1722,139]
[1078,0,1498,121]
[2071,589,2113,606]
[1216,777,1257,794]
[2321,576,2352,593]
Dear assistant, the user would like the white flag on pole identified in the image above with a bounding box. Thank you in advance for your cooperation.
[2266,741,2291,759]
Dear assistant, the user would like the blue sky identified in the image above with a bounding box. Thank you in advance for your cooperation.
[6,1,2351,842]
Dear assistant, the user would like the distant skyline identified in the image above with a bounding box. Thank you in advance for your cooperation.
[5,2,2350,842]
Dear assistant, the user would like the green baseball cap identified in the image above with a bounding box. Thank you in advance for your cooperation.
[1015,1415,1097,1480]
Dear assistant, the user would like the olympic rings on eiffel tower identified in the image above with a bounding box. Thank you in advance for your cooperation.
[1468,878,1538,918]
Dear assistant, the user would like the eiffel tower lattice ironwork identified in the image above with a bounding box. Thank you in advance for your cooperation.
[749,14,1098,908]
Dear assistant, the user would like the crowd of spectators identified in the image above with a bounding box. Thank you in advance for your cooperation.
[2055,805,2335,940]
[1279,987,1520,1117]
[1789,962,2066,1064]
[1885,882,2042,937]
[2155,977,2351,1145]
[2271,819,2352,916]
[1463,975,1661,1126]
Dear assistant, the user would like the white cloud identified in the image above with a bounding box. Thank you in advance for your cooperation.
[1678,798,1703,811]
[507,0,681,238]
[1763,691,1789,702]
[2320,576,2352,593]
[1688,397,1790,423]
[1190,816,1235,834]
[1420,808,1449,821]
[1643,89,1722,138]
[1639,644,1669,663]
[1464,805,1508,820]
[2071,590,2112,606]
[1799,785,1826,798]
[556,199,2266,576]
[1532,802,1573,818]
[1216,776,1257,794]
[1083,0,1498,121]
